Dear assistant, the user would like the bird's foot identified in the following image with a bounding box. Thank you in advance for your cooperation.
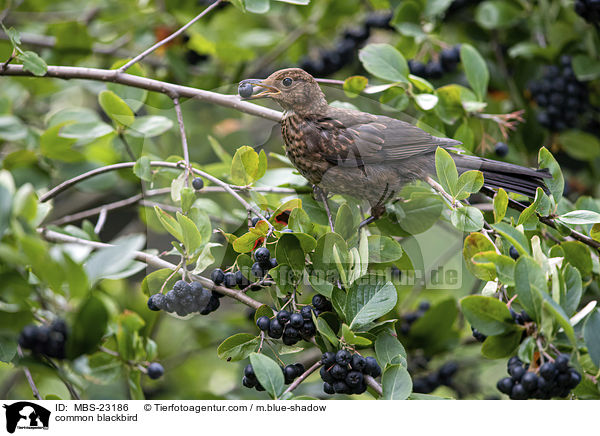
[358,204,386,232]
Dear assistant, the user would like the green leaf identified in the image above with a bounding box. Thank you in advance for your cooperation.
[358,43,409,83]
[472,251,515,286]
[591,224,600,242]
[492,222,531,256]
[127,116,173,137]
[128,370,145,400]
[559,130,600,161]
[583,309,600,368]
[254,305,274,324]
[231,146,265,185]
[572,54,600,81]
[454,170,484,200]
[375,330,407,368]
[275,233,305,280]
[460,295,516,335]
[40,123,82,162]
[493,188,508,223]
[176,212,202,254]
[463,232,497,281]
[249,353,285,398]
[345,278,397,331]
[18,51,48,76]
[316,316,339,346]
[59,121,114,140]
[384,194,443,235]
[133,156,152,182]
[460,44,489,101]
[342,324,372,346]
[542,294,575,346]
[154,206,183,241]
[367,235,403,263]
[481,330,522,359]
[0,335,18,363]
[562,265,582,317]
[560,241,593,276]
[451,206,484,232]
[141,268,179,297]
[85,234,145,283]
[245,0,270,13]
[382,364,412,400]
[514,256,547,322]
[475,0,523,29]
[217,334,259,361]
[98,90,135,127]
[517,188,543,226]
[67,295,109,358]
[558,210,600,225]
[180,187,195,214]
[0,115,27,141]
[343,75,368,97]
[414,93,439,111]
[538,147,564,203]
[334,203,356,241]
[435,147,458,194]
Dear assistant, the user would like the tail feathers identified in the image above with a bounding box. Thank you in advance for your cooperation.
[453,154,551,198]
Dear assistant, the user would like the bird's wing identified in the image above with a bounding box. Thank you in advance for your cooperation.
[320,107,461,167]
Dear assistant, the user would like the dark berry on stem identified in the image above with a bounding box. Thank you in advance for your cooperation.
[223,272,237,288]
[335,349,352,366]
[192,177,204,190]
[290,313,304,328]
[268,319,283,338]
[510,384,528,400]
[510,365,525,381]
[333,380,351,394]
[345,371,363,387]
[509,246,519,260]
[320,366,335,384]
[312,294,327,310]
[418,301,430,312]
[495,142,509,157]
[244,364,256,379]
[323,382,335,395]
[251,216,260,227]
[300,305,313,319]
[555,354,570,372]
[147,295,161,311]
[270,258,278,269]
[321,352,336,367]
[284,365,297,384]
[254,247,271,266]
[330,364,348,380]
[242,376,256,388]
[351,354,366,371]
[238,82,254,99]
[256,316,270,331]
[277,310,291,324]
[251,262,267,279]
[235,270,250,288]
[211,268,224,285]
[365,357,381,378]
[147,362,164,380]
[521,372,538,393]
[497,377,514,395]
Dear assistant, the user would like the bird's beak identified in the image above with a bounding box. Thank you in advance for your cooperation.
[239,79,280,100]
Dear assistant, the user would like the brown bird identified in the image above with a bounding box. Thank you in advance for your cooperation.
[239,68,551,227]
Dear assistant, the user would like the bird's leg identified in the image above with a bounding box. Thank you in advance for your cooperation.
[313,185,334,232]
[358,185,393,232]
[358,204,386,232]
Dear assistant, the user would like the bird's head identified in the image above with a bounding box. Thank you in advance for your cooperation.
[239,68,327,114]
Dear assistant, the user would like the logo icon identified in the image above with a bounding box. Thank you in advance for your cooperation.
[3,402,51,433]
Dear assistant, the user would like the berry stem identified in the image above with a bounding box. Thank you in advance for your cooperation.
[282,360,321,396]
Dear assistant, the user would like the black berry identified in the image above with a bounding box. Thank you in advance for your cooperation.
[256,316,270,331]
[147,362,164,380]
[211,268,225,285]
[290,313,304,328]
[335,349,352,366]
[192,177,204,190]
[495,142,509,157]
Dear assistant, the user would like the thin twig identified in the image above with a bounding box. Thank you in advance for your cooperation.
[40,229,264,309]
[117,0,222,73]
[282,360,321,395]
[173,96,191,187]
[94,208,107,234]
[364,375,383,396]
[0,64,283,122]
[17,345,42,400]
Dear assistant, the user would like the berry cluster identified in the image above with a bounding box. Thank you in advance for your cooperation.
[319,350,381,395]
[412,362,458,394]
[147,280,215,317]
[528,56,589,132]
[472,307,530,342]
[399,301,430,335]
[18,320,68,359]
[147,362,164,380]
[299,12,392,77]
[242,362,305,391]
[497,355,581,399]
[255,294,328,345]
[210,247,277,294]
[575,0,600,24]
[408,45,461,80]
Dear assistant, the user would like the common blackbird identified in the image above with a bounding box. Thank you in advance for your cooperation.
[240,68,551,224]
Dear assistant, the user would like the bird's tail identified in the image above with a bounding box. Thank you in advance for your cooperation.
[452,154,551,198]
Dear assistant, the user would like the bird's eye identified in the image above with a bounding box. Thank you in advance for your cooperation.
[282,77,293,87]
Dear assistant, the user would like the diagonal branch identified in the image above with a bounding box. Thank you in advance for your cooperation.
[40,229,264,309]
[0,64,283,122]
[117,0,223,73]
[282,360,321,396]
[173,96,191,186]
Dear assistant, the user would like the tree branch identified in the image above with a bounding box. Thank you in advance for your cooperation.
[0,64,283,122]
[40,229,264,309]
[365,375,383,396]
[118,0,222,73]
[16,345,42,400]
